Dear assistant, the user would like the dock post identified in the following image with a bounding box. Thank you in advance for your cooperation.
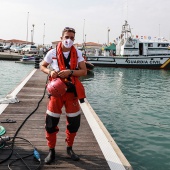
[35,56,40,69]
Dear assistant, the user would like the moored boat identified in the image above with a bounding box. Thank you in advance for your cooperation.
[15,55,42,64]
[87,21,170,69]
[85,61,94,71]
[83,54,94,71]
[21,55,36,61]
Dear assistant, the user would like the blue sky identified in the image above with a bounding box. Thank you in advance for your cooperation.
[0,0,170,45]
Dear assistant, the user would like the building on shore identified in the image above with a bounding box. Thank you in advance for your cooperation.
[0,39,32,46]
[51,40,103,56]
[51,41,61,48]
[81,42,103,56]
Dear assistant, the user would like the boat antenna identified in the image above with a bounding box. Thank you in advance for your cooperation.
[126,0,128,22]
[26,12,29,43]
[121,0,129,28]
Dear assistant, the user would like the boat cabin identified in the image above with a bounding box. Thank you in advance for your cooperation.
[116,21,170,56]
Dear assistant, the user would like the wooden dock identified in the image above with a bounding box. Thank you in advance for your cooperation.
[0,69,132,170]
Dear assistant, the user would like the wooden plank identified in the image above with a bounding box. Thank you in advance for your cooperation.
[0,69,110,170]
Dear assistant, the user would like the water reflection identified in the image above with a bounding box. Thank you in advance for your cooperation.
[80,70,94,82]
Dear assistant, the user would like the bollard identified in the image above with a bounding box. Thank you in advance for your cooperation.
[34,56,40,69]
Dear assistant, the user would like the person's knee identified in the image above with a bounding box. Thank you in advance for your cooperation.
[45,114,60,133]
[45,125,59,133]
[67,115,81,133]
[67,122,80,133]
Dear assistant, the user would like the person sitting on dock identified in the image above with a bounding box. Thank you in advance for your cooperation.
[40,27,87,164]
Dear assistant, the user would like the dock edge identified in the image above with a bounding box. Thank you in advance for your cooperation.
[80,99,133,170]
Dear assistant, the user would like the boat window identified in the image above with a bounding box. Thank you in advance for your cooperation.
[125,44,133,47]
[148,43,153,47]
[158,44,169,47]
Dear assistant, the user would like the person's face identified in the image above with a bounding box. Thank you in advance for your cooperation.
[61,31,75,41]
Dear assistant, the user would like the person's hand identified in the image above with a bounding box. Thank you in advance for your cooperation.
[50,70,58,78]
[58,70,71,78]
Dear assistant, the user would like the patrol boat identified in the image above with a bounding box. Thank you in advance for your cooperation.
[87,21,170,69]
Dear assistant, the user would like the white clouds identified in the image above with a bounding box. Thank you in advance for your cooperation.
[0,0,170,44]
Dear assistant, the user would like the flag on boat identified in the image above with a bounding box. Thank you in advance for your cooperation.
[144,36,147,39]
[141,36,143,39]
[136,35,138,38]
[148,36,151,40]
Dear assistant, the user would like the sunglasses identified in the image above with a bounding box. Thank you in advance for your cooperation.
[64,36,75,41]
[63,27,75,33]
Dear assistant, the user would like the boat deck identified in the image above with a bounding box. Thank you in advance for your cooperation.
[0,69,132,170]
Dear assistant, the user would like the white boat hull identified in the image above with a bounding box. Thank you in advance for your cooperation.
[87,55,170,69]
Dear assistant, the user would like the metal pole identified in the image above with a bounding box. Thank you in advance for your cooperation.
[26,12,29,43]
[84,34,86,53]
[108,27,110,45]
[32,24,35,44]
[43,23,45,45]
[159,24,160,37]
[83,19,85,43]
[85,34,86,43]
[31,30,33,43]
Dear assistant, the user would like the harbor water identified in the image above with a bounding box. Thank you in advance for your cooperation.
[0,61,34,98]
[1,60,170,170]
